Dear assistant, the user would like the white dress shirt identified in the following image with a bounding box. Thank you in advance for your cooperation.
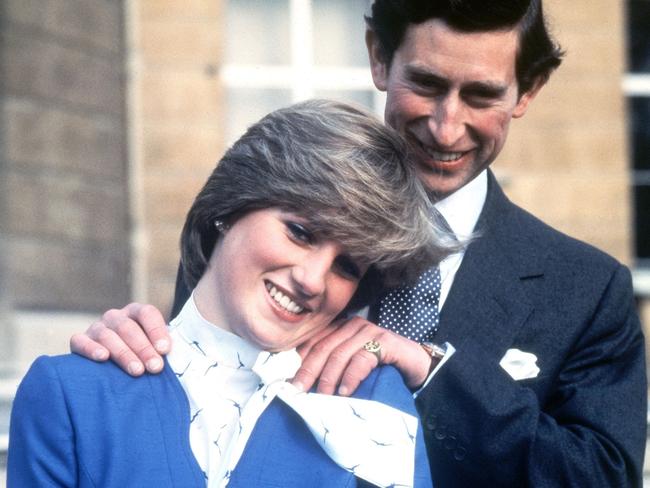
[167,296,296,486]
[368,170,486,392]
[416,170,487,387]
[435,169,488,309]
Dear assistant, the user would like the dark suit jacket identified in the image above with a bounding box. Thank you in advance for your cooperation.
[171,171,646,487]
[414,171,646,487]
[9,355,432,487]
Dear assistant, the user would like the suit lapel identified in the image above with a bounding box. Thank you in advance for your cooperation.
[436,171,543,356]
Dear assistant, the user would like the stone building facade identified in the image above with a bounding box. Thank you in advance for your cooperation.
[1,0,130,366]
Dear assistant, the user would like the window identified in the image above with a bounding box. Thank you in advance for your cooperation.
[222,0,380,144]
[625,0,650,268]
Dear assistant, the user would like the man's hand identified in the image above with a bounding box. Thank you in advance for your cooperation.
[69,303,171,376]
[292,316,433,396]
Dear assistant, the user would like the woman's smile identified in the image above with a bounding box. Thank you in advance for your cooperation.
[265,280,308,319]
[193,208,362,351]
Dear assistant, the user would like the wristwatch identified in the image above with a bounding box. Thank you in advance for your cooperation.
[420,342,446,372]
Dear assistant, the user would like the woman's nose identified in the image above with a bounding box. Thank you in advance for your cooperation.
[290,245,338,297]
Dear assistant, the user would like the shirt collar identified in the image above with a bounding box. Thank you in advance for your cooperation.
[171,294,263,369]
[434,169,487,239]
[170,294,302,378]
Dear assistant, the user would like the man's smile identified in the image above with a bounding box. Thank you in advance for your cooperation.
[410,136,474,171]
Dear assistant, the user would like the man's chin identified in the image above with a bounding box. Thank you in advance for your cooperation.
[418,171,466,200]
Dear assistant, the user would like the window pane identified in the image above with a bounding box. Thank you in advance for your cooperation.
[225,0,291,65]
[626,0,650,72]
[225,88,292,144]
[312,0,370,67]
[633,183,650,260]
[629,97,650,171]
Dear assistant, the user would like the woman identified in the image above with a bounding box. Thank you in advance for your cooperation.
[8,100,456,487]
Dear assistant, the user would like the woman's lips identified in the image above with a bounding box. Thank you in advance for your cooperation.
[264,280,311,322]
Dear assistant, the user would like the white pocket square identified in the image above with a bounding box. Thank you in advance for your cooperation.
[499,348,540,380]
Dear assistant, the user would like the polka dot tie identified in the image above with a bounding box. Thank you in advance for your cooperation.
[378,265,442,342]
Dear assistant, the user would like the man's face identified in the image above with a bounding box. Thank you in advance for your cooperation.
[367,19,541,197]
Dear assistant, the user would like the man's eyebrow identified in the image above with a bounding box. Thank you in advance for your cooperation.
[404,65,449,86]
[462,81,508,97]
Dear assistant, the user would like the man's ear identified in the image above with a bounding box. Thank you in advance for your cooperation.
[366,29,389,91]
[513,77,546,118]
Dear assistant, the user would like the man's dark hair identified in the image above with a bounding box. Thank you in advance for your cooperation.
[366,0,564,94]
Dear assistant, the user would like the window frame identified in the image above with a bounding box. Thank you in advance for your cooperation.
[624,9,650,294]
[221,0,385,144]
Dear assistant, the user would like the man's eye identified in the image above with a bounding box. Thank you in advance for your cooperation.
[286,222,314,244]
[413,81,445,96]
[463,90,502,107]
[334,256,362,281]
[407,75,446,95]
[467,94,492,104]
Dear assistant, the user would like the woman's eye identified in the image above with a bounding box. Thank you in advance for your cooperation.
[335,256,362,281]
[286,222,314,245]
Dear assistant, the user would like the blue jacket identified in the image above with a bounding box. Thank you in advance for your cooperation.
[8,354,432,487]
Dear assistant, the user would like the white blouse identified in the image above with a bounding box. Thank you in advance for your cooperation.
[167,296,302,486]
[168,295,419,488]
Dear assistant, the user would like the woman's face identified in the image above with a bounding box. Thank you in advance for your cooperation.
[193,208,366,351]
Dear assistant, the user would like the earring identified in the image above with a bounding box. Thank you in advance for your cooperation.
[214,220,229,233]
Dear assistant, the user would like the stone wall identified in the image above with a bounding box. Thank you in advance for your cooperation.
[498,0,632,264]
[128,0,224,314]
[0,0,130,322]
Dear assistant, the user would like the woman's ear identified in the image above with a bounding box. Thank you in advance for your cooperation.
[214,219,230,234]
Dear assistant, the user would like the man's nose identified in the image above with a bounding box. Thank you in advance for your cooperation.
[290,245,337,297]
[429,95,466,147]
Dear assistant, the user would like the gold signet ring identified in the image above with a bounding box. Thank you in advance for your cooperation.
[363,340,382,364]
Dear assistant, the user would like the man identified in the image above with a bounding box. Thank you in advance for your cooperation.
[71,0,647,485]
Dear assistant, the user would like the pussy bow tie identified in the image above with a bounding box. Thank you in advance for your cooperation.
[223,351,418,488]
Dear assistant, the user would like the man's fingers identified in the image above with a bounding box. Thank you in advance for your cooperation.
[124,303,171,354]
[290,364,319,393]
[296,316,432,395]
[337,350,379,396]
[316,321,384,394]
[295,320,343,359]
[85,305,166,374]
[70,333,109,362]
[106,320,164,374]
[292,321,359,392]
[294,317,377,395]
[84,324,146,376]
